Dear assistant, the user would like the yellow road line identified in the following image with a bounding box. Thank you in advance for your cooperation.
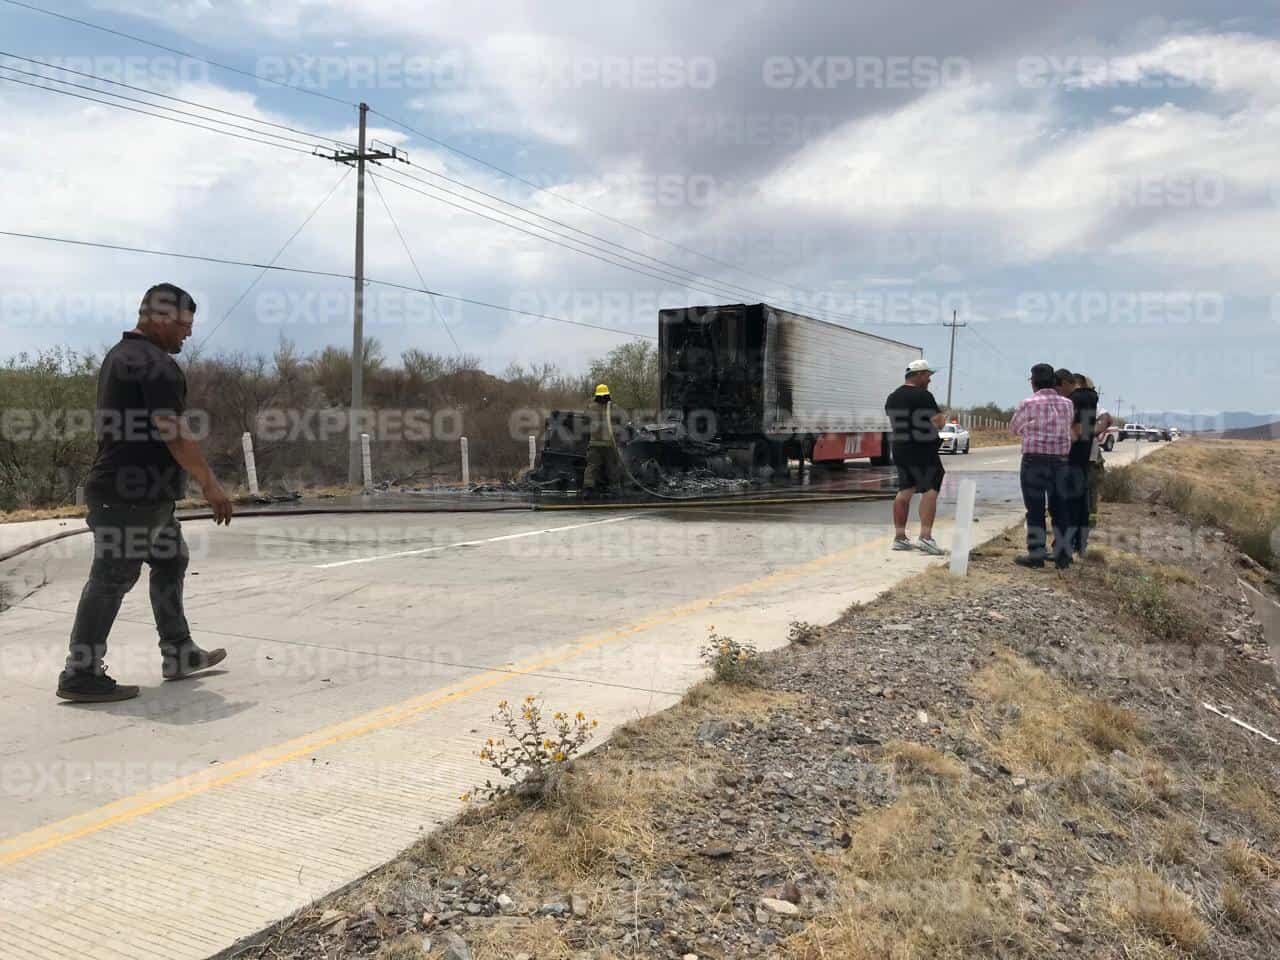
[0,525,912,868]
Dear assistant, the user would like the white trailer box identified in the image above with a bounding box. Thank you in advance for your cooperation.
[659,303,921,442]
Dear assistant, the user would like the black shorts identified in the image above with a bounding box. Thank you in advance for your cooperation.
[896,458,945,493]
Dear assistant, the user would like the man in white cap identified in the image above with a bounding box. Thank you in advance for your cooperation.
[883,359,947,554]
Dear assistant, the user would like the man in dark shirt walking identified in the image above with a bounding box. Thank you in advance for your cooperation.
[58,283,233,703]
[884,359,947,555]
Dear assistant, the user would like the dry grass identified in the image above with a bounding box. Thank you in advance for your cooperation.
[1096,866,1211,954]
[1153,819,1199,866]
[1081,699,1143,753]
[1222,840,1280,889]
[967,427,1016,449]
[1126,439,1280,568]
[459,917,593,960]
[1221,882,1255,929]
[972,653,1094,778]
[344,682,799,959]
[1098,550,1205,646]
[786,784,1035,959]
[886,740,965,782]
[1220,778,1280,843]
[374,935,428,959]
[0,503,86,524]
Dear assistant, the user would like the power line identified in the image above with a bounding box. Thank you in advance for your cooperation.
[1,0,883,327]
[0,50,355,147]
[382,165,757,303]
[195,167,353,351]
[0,0,353,106]
[367,172,464,356]
[0,228,656,341]
[373,168,772,306]
[368,107,842,300]
[0,62,336,151]
[967,322,1013,364]
[387,152,884,327]
[0,72,319,155]
[395,156,776,306]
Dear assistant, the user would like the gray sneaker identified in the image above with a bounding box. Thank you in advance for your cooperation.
[916,536,945,556]
[892,537,915,551]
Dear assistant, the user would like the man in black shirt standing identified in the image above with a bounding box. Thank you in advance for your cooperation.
[1063,371,1100,558]
[884,359,947,555]
[58,283,234,703]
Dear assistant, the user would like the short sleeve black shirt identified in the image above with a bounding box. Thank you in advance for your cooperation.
[84,332,188,502]
[885,384,941,464]
[1069,387,1099,467]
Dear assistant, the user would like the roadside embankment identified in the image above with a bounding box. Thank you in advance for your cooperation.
[233,492,1280,960]
[1100,438,1279,572]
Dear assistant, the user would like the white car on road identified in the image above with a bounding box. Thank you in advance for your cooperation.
[939,421,971,454]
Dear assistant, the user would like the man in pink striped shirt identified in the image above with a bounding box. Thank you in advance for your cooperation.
[1009,363,1076,569]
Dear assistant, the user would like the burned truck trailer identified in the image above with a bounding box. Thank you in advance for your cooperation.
[530,303,921,491]
[658,303,921,469]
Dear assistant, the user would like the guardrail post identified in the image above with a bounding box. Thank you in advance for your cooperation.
[241,432,260,497]
[461,437,470,486]
[949,478,977,577]
[360,432,372,490]
[528,434,537,471]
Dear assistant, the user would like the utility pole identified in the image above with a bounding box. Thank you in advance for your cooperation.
[943,309,966,410]
[328,103,403,483]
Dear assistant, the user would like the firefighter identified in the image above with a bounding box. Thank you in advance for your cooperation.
[582,383,623,498]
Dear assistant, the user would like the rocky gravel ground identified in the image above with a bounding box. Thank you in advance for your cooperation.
[234,502,1280,960]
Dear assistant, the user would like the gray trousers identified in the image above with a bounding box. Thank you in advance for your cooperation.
[66,499,190,675]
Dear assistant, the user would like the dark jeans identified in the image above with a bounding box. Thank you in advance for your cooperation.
[66,499,190,676]
[1064,461,1090,554]
[1020,455,1071,565]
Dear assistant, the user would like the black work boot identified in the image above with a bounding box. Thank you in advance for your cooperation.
[56,666,140,703]
[1013,554,1046,569]
[161,639,227,680]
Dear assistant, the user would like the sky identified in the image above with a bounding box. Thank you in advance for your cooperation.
[2,0,1279,418]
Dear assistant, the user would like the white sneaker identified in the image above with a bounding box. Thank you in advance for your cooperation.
[892,537,915,551]
[916,536,945,556]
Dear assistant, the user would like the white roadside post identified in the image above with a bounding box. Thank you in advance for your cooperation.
[360,433,372,490]
[241,431,260,497]
[461,437,470,486]
[949,478,978,577]
[74,484,85,507]
[528,435,537,471]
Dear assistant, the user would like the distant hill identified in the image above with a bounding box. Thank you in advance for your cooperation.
[1211,421,1280,441]
[1129,410,1280,434]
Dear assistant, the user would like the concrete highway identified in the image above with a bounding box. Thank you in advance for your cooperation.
[0,440,1160,959]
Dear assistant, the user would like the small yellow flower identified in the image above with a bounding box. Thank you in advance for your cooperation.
[552,751,566,762]
[524,694,536,704]
[591,720,599,727]
[575,711,585,721]
[543,738,554,749]
[460,793,470,802]
[553,711,564,720]
[497,699,508,709]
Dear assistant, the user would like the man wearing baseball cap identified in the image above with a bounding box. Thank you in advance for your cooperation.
[883,359,947,555]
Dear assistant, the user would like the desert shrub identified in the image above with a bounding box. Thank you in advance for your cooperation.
[465,696,596,803]
[1098,464,1136,503]
[788,620,822,645]
[699,629,763,685]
